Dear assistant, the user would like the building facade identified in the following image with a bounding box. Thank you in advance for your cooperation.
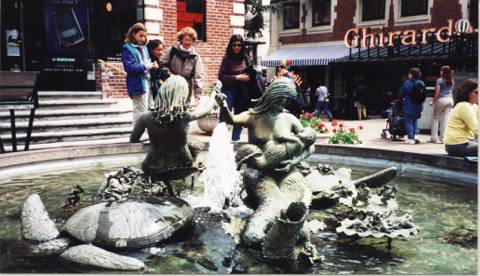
[264,0,478,118]
[1,0,245,97]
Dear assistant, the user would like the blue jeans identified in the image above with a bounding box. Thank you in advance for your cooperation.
[404,115,418,140]
[219,88,244,141]
[314,101,333,120]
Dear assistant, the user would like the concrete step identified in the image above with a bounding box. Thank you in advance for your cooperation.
[0,117,132,133]
[2,136,132,152]
[38,91,103,99]
[38,99,118,109]
[1,126,132,143]
[0,108,131,121]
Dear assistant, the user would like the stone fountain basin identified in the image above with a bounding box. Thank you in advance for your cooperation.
[0,142,476,187]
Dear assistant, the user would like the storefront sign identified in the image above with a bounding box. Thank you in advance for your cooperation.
[344,19,477,49]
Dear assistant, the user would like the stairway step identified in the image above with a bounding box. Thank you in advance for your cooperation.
[39,99,118,106]
[39,91,103,99]
[0,108,131,119]
[1,127,132,142]
[0,116,131,130]
[2,137,131,151]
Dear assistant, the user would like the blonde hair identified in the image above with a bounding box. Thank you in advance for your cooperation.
[155,75,189,123]
[177,27,198,42]
[124,22,147,43]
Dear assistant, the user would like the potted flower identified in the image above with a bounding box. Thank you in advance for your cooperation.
[196,85,220,135]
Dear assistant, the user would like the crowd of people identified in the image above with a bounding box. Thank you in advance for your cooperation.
[121,22,477,159]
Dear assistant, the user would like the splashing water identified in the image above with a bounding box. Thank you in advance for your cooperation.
[186,123,243,213]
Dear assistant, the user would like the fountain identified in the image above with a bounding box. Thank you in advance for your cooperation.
[0,77,476,274]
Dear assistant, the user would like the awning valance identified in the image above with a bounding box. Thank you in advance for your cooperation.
[260,44,354,67]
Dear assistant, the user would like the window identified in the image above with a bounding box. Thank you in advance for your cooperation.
[469,0,478,28]
[312,0,331,26]
[401,0,428,17]
[362,0,386,21]
[177,0,206,41]
[283,2,300,30]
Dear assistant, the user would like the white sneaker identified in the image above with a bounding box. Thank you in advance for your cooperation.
[406,139,415,145]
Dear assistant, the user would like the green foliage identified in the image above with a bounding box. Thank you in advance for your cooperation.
[299,113,329,134]
[328,125,363,145]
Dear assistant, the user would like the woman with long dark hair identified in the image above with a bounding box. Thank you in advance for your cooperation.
[444,79,478,157]
[218,34,251,142]
[429,65,454,143]
[147,39,170,101]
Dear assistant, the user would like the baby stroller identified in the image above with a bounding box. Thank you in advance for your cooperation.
[381,103,406,141]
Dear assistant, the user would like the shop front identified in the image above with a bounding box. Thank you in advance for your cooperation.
[260,44,354,112]
[329,18,478,119]
[1,0,144,91]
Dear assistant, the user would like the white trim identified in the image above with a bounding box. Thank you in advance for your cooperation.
[274,40,346,48]
[355,0,390,28]
[306,0,336,34]
[393,0,432,26]
[459,0,469,20]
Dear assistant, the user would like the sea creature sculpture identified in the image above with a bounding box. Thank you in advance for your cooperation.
[20,193,194,270]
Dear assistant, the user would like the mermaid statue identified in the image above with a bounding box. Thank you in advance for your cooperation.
[130,75,221,195]
[217,77,319,265]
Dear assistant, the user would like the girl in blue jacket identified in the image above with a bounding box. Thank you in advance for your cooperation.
[122,23,158,126]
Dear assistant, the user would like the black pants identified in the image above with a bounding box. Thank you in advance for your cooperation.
[445,141,478,157]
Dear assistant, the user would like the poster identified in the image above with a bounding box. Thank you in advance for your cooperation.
[43,0,90,74]
[5,29,21,57]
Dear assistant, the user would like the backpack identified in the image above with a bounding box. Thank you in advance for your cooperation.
[409,79,427,104]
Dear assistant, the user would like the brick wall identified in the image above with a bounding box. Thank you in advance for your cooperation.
[96,63,128,98]
[97,0,244,98]
[278,0,464,45]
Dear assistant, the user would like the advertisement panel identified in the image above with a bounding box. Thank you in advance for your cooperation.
[43,0,92,77]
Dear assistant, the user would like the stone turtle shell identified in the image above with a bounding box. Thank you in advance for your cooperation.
[63,196,194,249]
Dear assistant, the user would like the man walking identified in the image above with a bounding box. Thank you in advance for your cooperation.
[314,83,333,121]
[398,67,426,145]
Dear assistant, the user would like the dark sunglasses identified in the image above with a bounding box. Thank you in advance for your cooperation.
[232,43,242,48]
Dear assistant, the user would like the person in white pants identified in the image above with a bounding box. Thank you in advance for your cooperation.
[429,65,454,143]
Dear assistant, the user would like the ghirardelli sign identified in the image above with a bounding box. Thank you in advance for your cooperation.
[344,19,478,49]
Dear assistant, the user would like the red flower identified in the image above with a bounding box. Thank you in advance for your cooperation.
[331,120,338,127]
[358,125,364,130]
[349,128,355,134]
[339,123,344,128]
[305,113,313,119]
[333,128,337,133]
[316,122,325,129]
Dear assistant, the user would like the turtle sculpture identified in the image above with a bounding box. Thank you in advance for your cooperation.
[20,193,194,271]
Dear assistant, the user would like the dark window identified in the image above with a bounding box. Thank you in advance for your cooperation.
[401,0,428,17]
[469,0,478,28]
[283,2,300,30]
[312,0,331,26]
[177,0,206,41]
[362,0,386,21]
[89,0,145,61]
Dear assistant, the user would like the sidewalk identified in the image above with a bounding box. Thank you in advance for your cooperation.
[189,119,447,156]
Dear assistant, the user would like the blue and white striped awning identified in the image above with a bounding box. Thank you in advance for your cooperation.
[261,44,354,67]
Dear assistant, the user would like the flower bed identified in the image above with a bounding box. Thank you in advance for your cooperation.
[328,120,363,144]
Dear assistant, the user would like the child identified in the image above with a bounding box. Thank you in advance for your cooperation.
[122,22,159,126]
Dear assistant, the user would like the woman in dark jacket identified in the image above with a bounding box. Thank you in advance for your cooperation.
[218,34,251,142]
[147,39,170,101]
